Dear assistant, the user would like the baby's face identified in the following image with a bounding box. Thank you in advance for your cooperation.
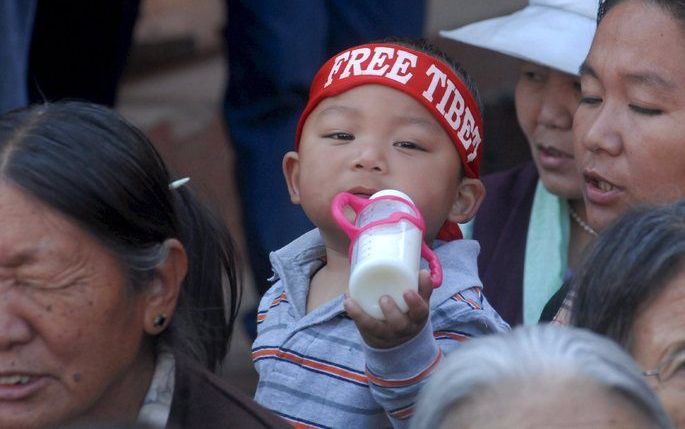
[293,84,462,241]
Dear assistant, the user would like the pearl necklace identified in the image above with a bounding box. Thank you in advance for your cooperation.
[569,205,598,237]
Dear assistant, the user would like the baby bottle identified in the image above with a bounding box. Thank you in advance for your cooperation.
[331,189,443,320]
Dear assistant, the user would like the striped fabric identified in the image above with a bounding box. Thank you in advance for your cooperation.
[252,230,509,428]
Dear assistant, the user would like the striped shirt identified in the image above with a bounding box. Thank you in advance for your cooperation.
[252,230,509,428]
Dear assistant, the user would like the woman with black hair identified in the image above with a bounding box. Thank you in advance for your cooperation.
[574,0,685,233]
[542,0,685,324]
[571,201,685,428]
[0,102,286,428]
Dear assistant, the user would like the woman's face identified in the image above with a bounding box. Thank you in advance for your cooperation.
[0,183,154,428]
[515,62,582,200]
[631,269,685,428]
[574,0,685,231]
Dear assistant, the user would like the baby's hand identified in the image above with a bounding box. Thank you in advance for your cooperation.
[344,269,433,349]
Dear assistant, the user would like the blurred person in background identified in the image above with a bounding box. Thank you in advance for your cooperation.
[27,0,141,107]
[441,0,598,325]
[0,0,139,115]
[0,0,36,114]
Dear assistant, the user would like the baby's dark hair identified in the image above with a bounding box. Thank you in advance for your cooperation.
[379,37,484,116]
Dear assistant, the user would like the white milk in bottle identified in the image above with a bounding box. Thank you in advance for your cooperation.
[348,189,422,319]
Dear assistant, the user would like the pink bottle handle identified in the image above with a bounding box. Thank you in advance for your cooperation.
[331,192,442,288]
[330,192,370,243]
[421,242,443,287]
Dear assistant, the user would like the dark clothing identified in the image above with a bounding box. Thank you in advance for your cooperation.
[539,279,571,322]
[168,354,288,429]
[472,161,539,325]
[0,0,36,114]
[28,0,140,107]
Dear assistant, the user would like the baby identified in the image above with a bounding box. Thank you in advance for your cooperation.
[252,39,509,428]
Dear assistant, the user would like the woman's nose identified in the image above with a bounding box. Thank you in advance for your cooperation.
[538,85,574,130]
[576,103,623,157]
[0,291,33,350]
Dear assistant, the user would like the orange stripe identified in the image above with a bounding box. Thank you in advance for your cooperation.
[468,287,483,308]
[366,349,443,388]
[271,291,287,307]
[284,418,321,429]
[452,292,481,310]
[452,293,467,304]
[390,405,415,419]
[464,297,481,309]
[433,331,469,342]
[257,313,266,322]
[252,348,368,384]
[252,347,278,362]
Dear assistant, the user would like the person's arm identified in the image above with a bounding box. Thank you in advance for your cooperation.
[362,286,508,427]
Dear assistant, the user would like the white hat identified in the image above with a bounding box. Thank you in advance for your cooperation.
[440,0,598,76]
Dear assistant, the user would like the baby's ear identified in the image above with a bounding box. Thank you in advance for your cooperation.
[447,177,486,224]
[283,151,302,204]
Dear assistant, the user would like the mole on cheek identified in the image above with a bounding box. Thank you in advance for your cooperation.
[73,373,82,383]
[46,304,52,312]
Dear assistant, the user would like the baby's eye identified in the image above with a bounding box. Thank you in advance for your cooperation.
[393,141,425,151]
[323,132,354,140]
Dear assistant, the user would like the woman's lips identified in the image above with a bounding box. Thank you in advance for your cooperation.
[536,144,574,169]
[0,374,48,400]
[584,172,623,206]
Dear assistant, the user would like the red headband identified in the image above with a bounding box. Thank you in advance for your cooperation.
[295,43,483,178]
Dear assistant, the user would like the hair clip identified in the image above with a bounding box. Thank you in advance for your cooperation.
[168,177,190,190]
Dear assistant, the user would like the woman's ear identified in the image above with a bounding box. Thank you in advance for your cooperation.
[447,177,486,224]
[283,151,302,204]
[143,238,187,335]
